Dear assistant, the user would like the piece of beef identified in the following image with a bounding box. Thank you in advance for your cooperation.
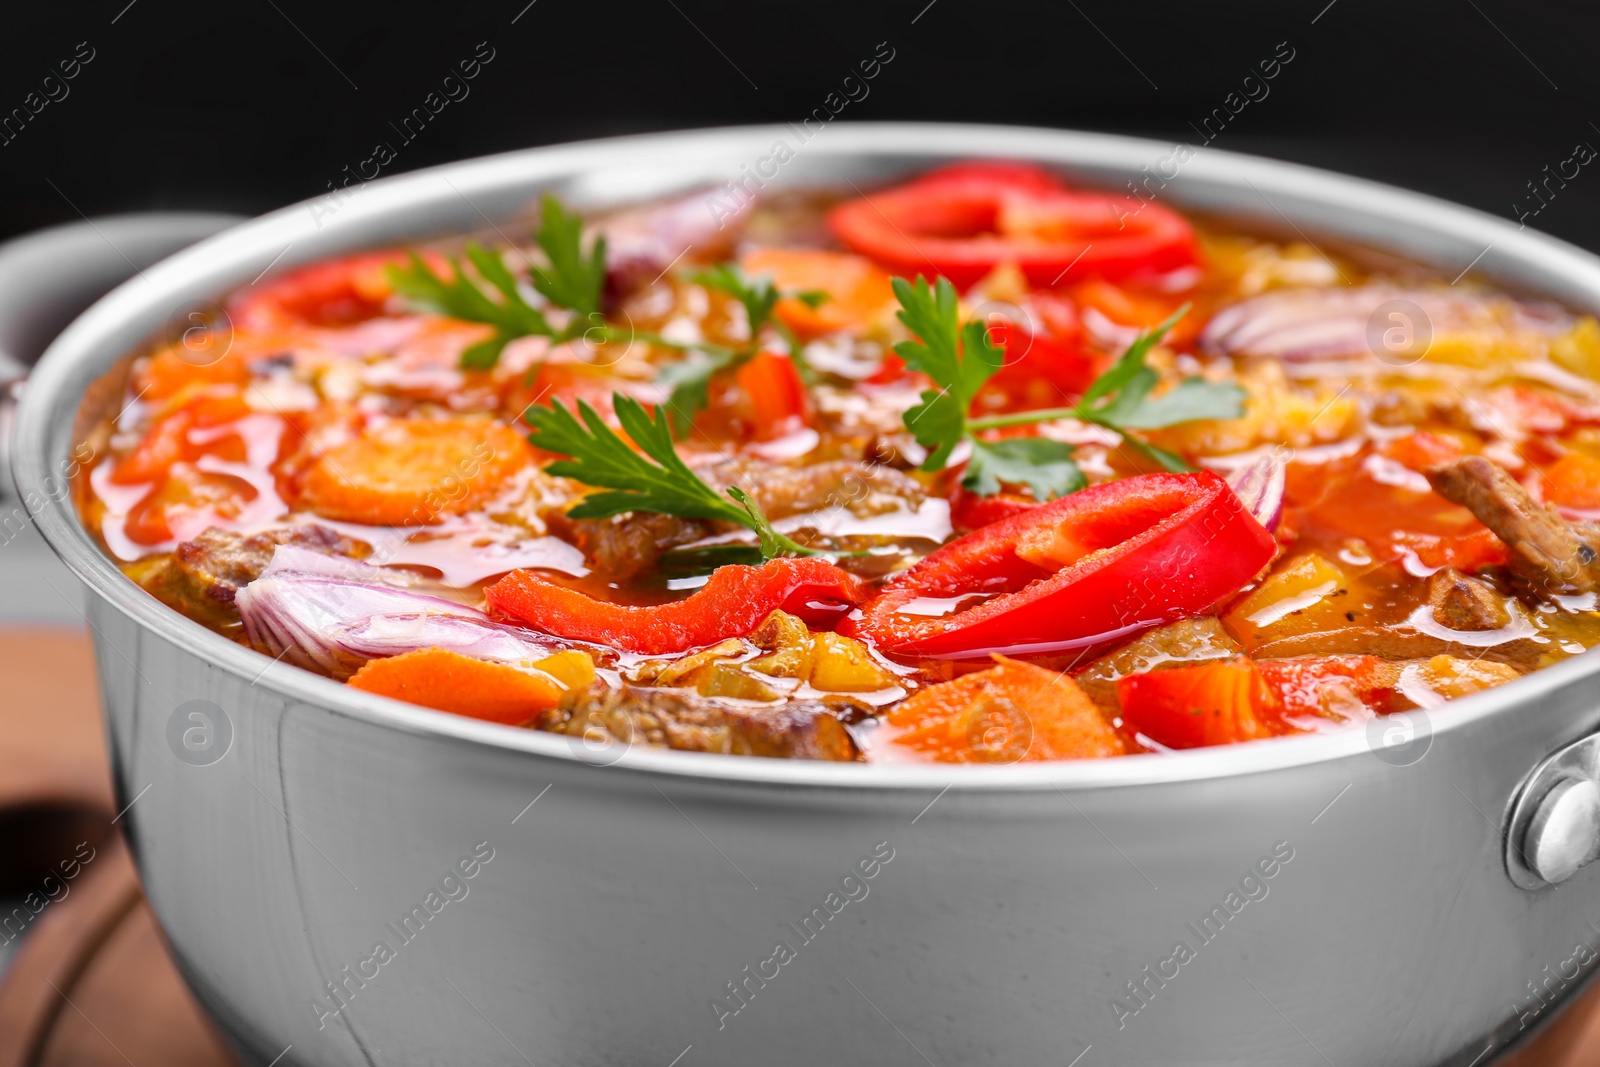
[544,511,711,584]
[540,685,860,761]
[1425,456,1600,595]
[695,457,926,520]
[131,524,369,636]
[1426,567,1512,631]
[548,459,924,582]
[1251,625,1543,672]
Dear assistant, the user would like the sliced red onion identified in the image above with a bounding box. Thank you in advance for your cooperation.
[1225,451,1287,532]
[236,546,553,680]
[1201,285,1570,362]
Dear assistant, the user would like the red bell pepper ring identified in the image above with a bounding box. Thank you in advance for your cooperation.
[828,165,1200,291]
[844,472,1275,658]
[485,558,865,655]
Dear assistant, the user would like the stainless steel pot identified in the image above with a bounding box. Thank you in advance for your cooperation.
[14,124,1600,1067]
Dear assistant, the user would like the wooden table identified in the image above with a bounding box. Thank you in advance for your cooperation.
[0,626,1594,1066]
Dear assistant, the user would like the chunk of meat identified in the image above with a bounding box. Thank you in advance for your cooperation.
[1073,617,1243,715]
[1427,567,1512,631]
[538,685,859,761]
[128,524,369,635]
[1251,626,1542,672]
[545,511,710,584]
[1426,456,1600,594]
[697,457,926,520]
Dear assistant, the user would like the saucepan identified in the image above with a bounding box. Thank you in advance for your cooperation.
[14,124,1600,1067]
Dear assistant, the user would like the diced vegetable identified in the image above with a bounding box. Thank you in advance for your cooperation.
[348,647,591,725]
[732,350,810,436]
[808,632,896,692]
[1543,453,1600,509]
[740,248,893,336]
[846,472,1276,657]
[1404,655,1521,703]
[882,656,1124,762]
[1222,553,1352,649]
[299,417,532,526]
[1117,656,1283,748]
[1256,655,1396,722]
[1551,316,1600,379]
[1382,431,1466,472]
[486,558,865,655]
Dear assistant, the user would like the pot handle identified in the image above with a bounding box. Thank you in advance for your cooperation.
[1507,732,1600,889]
[0,212,245,496]
[0,212,246,384]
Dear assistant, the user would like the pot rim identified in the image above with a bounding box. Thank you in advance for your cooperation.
[15,120,1600,792]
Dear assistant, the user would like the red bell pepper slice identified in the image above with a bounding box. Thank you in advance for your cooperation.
[844,472,1275,657]
[485,558,864,655]
[230,251,419,332]
[947,484,1041,532]
[828,166,1200,291]
[1117,656,1284,749]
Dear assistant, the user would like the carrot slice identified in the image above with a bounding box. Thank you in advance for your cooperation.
[137,341,254,401]
[732,350,810,436]
[348,647,587,725]
[1544,452,1600,509]
[299,417,532,526]
[883,656,1124,763]
[740,248,894,337]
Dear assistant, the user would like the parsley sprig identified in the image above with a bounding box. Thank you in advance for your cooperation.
[387,194,692,371]
[388,197,823,440]
[526,394,819,559]
[892,275,1244,499]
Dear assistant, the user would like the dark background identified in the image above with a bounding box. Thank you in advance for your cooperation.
[0,0,1595,248]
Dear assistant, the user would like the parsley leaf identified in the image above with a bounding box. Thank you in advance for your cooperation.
[692,263,782,338]
[965,438,1086,500]
[387,195,616,370]
[525,394,820,558]
[531,194,605,318]
[1109,376,1248,429]
[892,275,1004,469]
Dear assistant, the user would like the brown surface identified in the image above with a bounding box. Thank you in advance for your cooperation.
[0,626,240,1067]
[0,624,1594,1065]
